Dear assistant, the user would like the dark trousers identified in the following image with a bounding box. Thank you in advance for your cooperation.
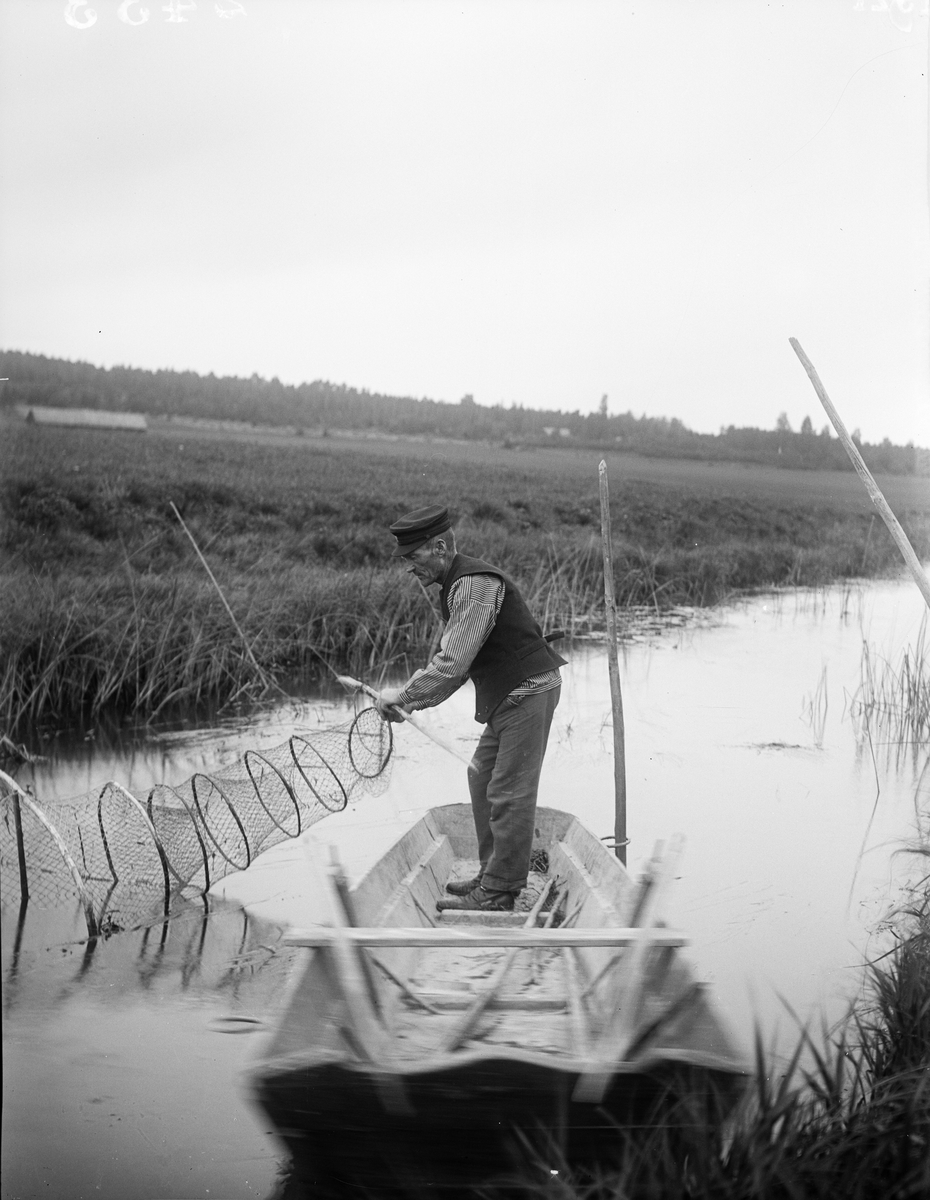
[467,686,560,893]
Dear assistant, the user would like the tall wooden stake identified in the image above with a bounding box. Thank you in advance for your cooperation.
[789,339,930,612]
[598,461,627,864]
[12,791,29,904]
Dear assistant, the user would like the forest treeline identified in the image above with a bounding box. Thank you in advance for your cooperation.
[2,349,924,475]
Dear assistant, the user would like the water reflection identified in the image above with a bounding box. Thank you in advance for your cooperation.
[1,898,288,1199]
[3,895,293,1013]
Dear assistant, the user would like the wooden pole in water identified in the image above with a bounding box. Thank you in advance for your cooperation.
[789,338,930,612]
[11,791,29,905]
[598,461,627,864]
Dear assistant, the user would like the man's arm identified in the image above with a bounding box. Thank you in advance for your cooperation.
[377,575,504,715]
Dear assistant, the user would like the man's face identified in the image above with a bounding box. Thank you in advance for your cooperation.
[403,537,448,586]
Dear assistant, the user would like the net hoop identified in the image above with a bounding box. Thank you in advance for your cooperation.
[288,736,348,813]
[189,774,252,871]
[146,786,213,891]
[348,708,394,779]
[98,782,173,919]
[1,708,394,935]
[243,750,302,837]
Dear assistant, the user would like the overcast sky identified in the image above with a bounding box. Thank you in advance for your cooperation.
[1,0,927,444]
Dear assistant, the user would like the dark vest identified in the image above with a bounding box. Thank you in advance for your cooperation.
[439,553,567,723]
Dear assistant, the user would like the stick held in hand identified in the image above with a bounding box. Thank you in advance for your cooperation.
[336,676,475,769]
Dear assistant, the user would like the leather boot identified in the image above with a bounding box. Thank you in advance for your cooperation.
[445,875,482,896]
[436,886,516,913]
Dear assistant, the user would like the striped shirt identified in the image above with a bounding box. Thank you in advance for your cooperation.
[397,573,561,711]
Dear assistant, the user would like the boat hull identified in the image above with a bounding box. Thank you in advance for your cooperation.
[256,1056,739,1197]
[249,805,746,1197]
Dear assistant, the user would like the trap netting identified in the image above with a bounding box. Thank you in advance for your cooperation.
[0,708,392,936]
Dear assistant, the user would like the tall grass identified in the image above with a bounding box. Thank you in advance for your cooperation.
[3,423,929,734]
[1,537,866,736]
[490,908,930,1200]
[852,616,930,769]
[0,566,438,734]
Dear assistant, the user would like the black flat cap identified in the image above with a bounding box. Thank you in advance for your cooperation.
[389,505,452,557]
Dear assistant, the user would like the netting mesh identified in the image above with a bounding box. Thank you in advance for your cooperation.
[0,708,392,936]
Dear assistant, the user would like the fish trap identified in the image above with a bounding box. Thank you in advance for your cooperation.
[0,707,392,937]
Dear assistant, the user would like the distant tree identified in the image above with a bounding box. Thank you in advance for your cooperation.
[800,415,813,435]
[852,428,862,444]
[0,350,922,475]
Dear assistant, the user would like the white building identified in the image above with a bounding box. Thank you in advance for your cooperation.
[16,404,148,432]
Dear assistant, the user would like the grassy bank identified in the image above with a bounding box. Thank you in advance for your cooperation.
[510,906,930,1200]
[3,423,929,736]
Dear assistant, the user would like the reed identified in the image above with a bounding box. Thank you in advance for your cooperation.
[501,910,930,1200]
[3,423,929,732]
[852,616,930,768]
[0,562,453,733]
[0,572,263,731]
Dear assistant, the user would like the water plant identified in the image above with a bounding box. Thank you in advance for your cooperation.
[852,615,930,771]
[483,908,930,1200]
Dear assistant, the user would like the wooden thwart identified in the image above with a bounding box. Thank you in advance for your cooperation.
[412,992,569,1012]
[285,926,688,949]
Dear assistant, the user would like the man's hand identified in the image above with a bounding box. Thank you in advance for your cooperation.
[376,687,408,723]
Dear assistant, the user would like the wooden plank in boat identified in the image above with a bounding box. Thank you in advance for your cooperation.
[351,813,449,924]
[412,991,569,1011]
[284,926,689,948]
[549,839,625,925]
[438,909,528,927]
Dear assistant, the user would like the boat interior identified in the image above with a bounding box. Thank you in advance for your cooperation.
[258,805,743,1080]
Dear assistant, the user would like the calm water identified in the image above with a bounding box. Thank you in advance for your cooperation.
[3,577,928,1199]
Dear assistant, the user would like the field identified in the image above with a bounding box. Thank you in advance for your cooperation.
[3,418,929,736]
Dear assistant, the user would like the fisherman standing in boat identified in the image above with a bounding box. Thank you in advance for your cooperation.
[376,505,566,913]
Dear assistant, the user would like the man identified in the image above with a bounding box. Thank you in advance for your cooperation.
[376,504,566,913]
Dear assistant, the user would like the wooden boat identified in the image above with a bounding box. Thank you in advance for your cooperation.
[249,804,747,1198]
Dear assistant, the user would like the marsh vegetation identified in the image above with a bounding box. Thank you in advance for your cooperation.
[3,422,929,736]
[502,909,930,1200]
[853,615,930,768]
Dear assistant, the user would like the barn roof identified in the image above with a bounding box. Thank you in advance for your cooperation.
[16,405,148,431]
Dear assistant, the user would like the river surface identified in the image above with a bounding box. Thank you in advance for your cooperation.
[3,577,928,1200]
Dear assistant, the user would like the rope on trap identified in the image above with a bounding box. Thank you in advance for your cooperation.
[0,708,393,937]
